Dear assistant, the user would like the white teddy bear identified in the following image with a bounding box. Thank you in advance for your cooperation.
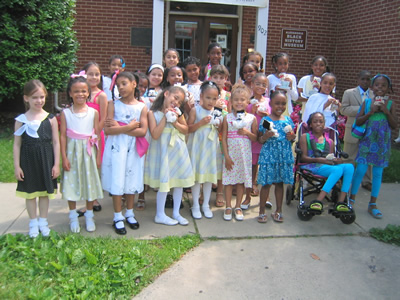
[283,124,293,134]
[250,99,268,114]
[326,153,335,160]
[165,107,182,123]
[232,110,246,129]
[262,119,279,137]
[210,107,223,127]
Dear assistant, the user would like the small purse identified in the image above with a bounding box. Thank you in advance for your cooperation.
[351,98,370,139]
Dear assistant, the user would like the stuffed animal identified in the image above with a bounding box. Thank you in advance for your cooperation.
[232,110,246,129]
[262,119,279,137]
[210,107,223,127]
[165,107,182,123]
[250,98,259,105]
[283,124,293,134]
[326,153,335,160]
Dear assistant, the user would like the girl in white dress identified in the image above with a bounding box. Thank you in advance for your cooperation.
[102,72,148,235]
[60,75,103,233]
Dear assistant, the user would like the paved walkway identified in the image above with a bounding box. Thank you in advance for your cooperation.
[1,183,400,299]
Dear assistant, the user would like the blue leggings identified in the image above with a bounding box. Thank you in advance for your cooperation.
[314,164,354,193]
[350,164,383,198]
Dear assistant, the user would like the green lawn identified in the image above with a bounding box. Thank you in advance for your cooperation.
[0,136,14,183]
[0,232,202,299]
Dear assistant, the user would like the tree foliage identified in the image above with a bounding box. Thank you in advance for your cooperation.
[0,0,79,103]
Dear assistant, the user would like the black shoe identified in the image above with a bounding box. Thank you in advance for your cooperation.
[126,218,140,230]
[165,194,174,208]
[93,204,102,212]
[113,220,127,235]
[76,209,85,217]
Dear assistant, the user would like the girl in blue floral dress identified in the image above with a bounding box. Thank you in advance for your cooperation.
[257,91,296,223]
[349,74,397,219]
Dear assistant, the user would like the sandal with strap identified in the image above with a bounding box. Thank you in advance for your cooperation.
[309,200,323,211]
[216,193,225,207]
[271,212,284,223]
[335,202,351,212]
[257,214,267,223]
[368,203,383,219]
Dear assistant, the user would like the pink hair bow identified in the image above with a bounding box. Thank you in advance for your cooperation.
[71,70,87,78]
[110,70,120,91]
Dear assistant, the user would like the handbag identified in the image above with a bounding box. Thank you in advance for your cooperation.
[351,98,370,139]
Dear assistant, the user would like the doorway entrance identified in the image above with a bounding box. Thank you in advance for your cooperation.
[168,15,238,82]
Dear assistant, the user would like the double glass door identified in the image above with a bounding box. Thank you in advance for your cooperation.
[169,16,238,81]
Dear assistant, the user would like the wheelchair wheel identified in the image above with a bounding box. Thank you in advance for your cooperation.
[297,208,313,221]
[340,214,356,224]
[286,184,294,205]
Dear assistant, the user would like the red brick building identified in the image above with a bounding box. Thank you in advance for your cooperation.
[74,0,399,126]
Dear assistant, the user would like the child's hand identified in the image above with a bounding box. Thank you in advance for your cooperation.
[62,158,71,171]
[52,165,60,179]
[129,118,140,130]
[264,130,276,139]
[379,102,390,115]
[225,156,234,171]
[284,77,293,88]
[105,118,118,127]
[15,167,24,181]
[237,128,249,136]
[286,131,296,141]
[333,158,343,165]
[215,99,226,110]
[369,104,379,115]
[202,115,212,125]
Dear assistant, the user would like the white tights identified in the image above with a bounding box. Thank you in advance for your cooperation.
[191,182,212,208]
[156,188,183,219]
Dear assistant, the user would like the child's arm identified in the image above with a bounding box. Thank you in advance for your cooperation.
[379,100,397,129]
[148,110,166,140]
[172,113,189,135]
[126,106,149,137]
[104,101,139,135]
[97,92,108,130]
[50,116,60,179]
[188,107,211,133]
[221,116,234,170]
[258,125,275,144]
[237,117,258,142]
[60,111,70,171]
[93,111,101,169]
[13,121,24,181]
[299,134,334,165]
[355,101,379,126]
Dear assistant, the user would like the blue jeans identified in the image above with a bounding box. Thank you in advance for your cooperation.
[314,164,354,193]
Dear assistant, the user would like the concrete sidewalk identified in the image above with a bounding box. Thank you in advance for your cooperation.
[1,183,400,299]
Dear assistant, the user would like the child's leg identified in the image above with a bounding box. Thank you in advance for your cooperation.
[274,182,284,214]
[172,187,188,225]
[85,200,96,232]
[223,184,233,220]
[368,166,384,218]
[68,200,80,233]
[191,182,202,218]
[349,163,369,201]
[315,165,344,200]
[124,194,139,229]
[337,164,355,203]
[136,190,145,210]
[202,182,213,218]
[155,191,178,225]
[259,184,271,216]
[216,179,224,207]
[234,184,245,219]
[37,196,50,236]
[26,198,39,238]
[112,195,126,234]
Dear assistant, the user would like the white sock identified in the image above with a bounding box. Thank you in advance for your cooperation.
[84,210,94,218]
[173,187,183,217]
[191,183,201,208]
[125,208,135,218]
[156,191,168,219]
[113,211,124,222]
[202,182,212,208]
[69,210,78,219]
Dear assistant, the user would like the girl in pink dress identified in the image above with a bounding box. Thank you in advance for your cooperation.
[222,83,258,221]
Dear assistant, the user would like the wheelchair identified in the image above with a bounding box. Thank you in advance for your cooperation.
[286,122,356,224]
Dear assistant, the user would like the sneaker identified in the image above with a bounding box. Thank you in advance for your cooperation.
[191,206,202,219]
[202,206,213,219]
[38,218,50,237]
[29,219,39,238]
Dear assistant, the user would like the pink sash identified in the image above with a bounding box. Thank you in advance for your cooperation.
[117,121,149,157]
[66,128,98,156]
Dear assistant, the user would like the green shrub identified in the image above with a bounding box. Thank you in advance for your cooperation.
[0,0,79,103]
[370,224,400,246]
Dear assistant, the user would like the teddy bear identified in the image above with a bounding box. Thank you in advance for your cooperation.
[165,107,182,123]
[232,110,246,129]
[262,119,279,137]
[210,107,223,127]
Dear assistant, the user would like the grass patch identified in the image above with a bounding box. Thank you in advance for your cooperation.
[383,148,400,183]
[370,224,400,246]
[0,136,14,183]
[0,232,202,299]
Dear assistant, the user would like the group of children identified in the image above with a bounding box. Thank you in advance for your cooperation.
[13,45,397,237]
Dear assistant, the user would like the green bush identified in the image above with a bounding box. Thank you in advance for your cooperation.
[370,224,400,246]
[0,0,79,103]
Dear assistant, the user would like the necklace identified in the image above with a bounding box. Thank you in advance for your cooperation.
[71,105,88,118]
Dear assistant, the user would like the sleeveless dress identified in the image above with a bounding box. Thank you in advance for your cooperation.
[187,106,222,184]
[101,100,146,195]
[257,116,295,185]
[222,112,255,187]
[356,100,392,168]
[144,111,194,192]
[87,90,105,160]
[15,114,57,199]
[61,106,104,201]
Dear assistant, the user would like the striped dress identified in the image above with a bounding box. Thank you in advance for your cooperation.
[187,106,222,184]
[144,111,194,192]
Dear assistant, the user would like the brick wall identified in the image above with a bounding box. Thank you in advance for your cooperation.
[75,0,153,75]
